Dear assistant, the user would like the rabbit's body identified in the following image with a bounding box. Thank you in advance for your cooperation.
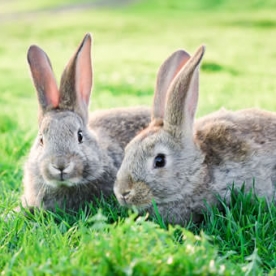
[114,47,276,225]
[21,34,150,212]
[196,108,276,185]
[149,108,276,224]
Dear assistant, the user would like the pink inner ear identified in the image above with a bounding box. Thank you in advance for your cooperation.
[33,63,60,108]
[28,45,60,109]
[153,50,191,121]
[77,71,92,104]
[173,56,190,80]
[47,81,60,108]
[75,34,92,106]
[37,63,59,108]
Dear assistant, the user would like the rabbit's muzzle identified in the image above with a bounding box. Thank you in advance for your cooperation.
[114,180,153,209]
[41,155,84,188]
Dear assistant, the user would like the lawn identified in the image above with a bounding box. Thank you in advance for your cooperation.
[0,0,276,274]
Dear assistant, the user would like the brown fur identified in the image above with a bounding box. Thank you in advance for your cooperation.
[196,108,276,166]
[196,120,250,165]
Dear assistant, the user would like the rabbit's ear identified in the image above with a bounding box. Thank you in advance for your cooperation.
[59,33,92,120]
[163,45,205,138]
[27,45,59,115]
[152,50,190,122]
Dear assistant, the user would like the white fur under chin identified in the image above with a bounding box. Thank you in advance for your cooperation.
[45,178,82,188]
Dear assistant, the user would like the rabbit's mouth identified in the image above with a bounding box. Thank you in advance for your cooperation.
[43,166,83,188]
[42,157,85,188]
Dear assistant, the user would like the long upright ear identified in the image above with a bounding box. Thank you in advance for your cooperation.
[59,33,92,120]
[27,45,59,118]
[163,45,205,138]
[152,50,191,122]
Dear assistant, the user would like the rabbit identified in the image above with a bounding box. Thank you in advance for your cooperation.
[20,33,152,212]
[114,45,276,225]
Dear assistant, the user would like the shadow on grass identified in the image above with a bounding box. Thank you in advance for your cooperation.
[202,62,239,75]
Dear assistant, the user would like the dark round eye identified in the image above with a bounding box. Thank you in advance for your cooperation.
[78,130,83,143]
[153,154,166,168]
[39,135,43,146]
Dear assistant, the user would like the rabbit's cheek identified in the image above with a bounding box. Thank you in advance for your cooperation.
[115,180,153,208]
[132,183,153,208]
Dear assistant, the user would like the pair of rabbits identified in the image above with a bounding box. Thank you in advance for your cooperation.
[21,33,276,225]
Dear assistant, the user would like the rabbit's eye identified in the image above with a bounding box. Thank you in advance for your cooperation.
[39,135,43,146]
[78,130,83,143]
[153,154,166,168]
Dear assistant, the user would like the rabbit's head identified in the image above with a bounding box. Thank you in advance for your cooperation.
[114,46,206,210]
[27,34,104,189]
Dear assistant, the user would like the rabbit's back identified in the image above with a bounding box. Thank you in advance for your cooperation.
[195,108,276,200]
[196,108,276,163]
[89,106,151,167]
[89,106,151,146]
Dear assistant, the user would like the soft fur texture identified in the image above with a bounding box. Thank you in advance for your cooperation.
[114,45,276,225]
[21,34,151,212]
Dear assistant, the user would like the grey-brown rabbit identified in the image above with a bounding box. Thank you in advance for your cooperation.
[21,33,151,212]
[114,45,276,225]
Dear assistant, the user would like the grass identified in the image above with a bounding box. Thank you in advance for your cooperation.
[200,186,276,271]
[1,0,276,274]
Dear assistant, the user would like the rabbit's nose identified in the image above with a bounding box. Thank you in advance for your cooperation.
[52,156,69,168]
[122,191,130,197]
[52,159,71,176]
[121,191,131,202]
[52,162,71,181]
[53,162,68,172]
